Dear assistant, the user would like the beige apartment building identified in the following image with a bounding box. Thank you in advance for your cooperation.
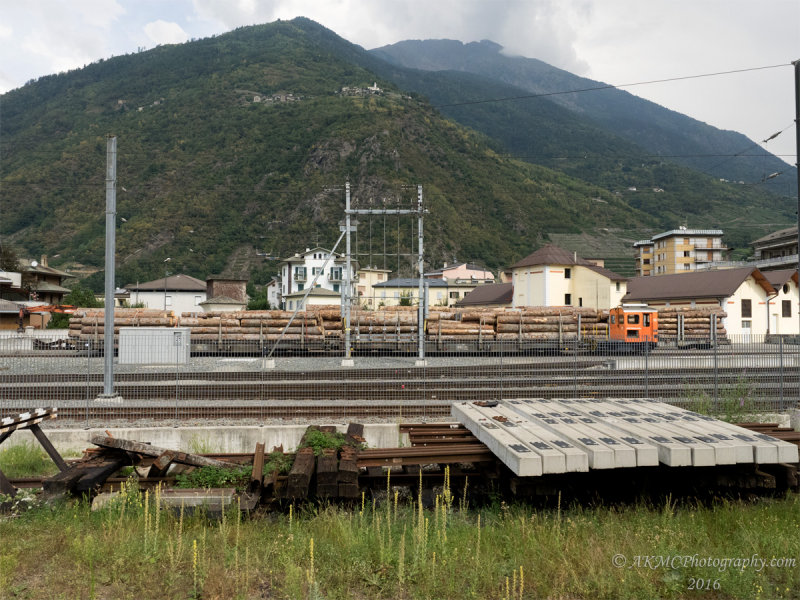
[633,228,727,276]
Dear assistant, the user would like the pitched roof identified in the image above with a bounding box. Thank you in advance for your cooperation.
[126,274,206,292]
[510,244,627,280]
[373,278,448,288]
[623,267,774,302]
[751,226,797,245]
[763,269,798,289]
[510,244,586,269]
[456,283,513,306]
[32,281,71,293]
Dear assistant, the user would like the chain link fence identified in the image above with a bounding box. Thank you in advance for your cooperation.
[1,331,798,428]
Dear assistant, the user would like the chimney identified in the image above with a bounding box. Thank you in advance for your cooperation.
[41,255,48,267]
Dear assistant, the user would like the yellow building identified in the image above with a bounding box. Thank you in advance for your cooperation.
[634,228,727,276]
[356,267,393,309]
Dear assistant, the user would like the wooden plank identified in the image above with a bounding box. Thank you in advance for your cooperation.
[29,424,68,472]
[90,436,239,468]
[286,447,315,499]
[147,451,177,478]
[249,442,266,494]
[43,449,131,497]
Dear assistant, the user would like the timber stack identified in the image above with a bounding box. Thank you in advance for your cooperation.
[495,307,606,340]
[657,307,728,340]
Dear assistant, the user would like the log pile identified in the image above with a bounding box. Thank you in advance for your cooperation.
[67,309,324,342]
[426,308,495,340]
[351,308,418,336]
[657,307,727,339]
[494,307,606,340]
[67,309,175,340]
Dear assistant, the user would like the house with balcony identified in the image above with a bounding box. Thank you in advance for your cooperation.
[634,228,727,275]
[509,245,627,310]
[750,226,798,269]
[277,247,358,309]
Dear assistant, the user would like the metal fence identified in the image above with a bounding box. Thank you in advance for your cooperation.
[1,332,798,428]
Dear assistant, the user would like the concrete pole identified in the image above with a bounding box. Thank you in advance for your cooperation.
[101,135,118,400]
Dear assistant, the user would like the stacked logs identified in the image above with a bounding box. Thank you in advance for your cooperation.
[67,309,324,342]
[350,308,418,337]
[657,307,727,339]
[68,309,175,340]
[494,307,606,340]
[427,308,495,340]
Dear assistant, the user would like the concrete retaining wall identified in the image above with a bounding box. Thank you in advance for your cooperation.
[4,424,407,454]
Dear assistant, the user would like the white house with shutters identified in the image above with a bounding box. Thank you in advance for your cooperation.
[277,247,358,309]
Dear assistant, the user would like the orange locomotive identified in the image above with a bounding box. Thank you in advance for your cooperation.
[607,304,658,352]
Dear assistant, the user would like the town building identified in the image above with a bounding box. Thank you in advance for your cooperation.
[371,278,448,308]
[509,245,627,310]
[456,283,514,308]
[126,274,207,314]
[623,267,798,336]
[750,226,798,269]
[356,266,393,309]
[283,287,341,312]
[424,262,495,282]
[278,247,357,308]
[633,228,727,276]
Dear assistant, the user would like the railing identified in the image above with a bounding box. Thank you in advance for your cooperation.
[1,333,797,428]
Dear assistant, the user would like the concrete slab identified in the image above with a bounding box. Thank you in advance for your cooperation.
[452,403,542,477]
[491,404,587,473]
[545,400,659,467]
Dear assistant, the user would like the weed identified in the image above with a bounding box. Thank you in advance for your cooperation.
[0,443,61,478]
[262,450,293,476]
[174,465,251,490]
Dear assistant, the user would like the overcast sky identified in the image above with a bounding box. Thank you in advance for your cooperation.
[1,0,798,163]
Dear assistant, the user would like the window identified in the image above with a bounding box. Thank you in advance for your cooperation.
[627,329,638,338]
[741,299,752,318]
[294,266,306,280]
[194,295,202,305]
[578,298,583,307]
[311,267,322,276]
[683,251,690,257]
[742,320,751,330]
[165,295,172,306]
[610,315,616,324]
[627,314,640,325]
[288,301,293,310]
[615,282,621,292]
[684,264,691,270]
[333,284,340,292]
[783,283,790,294]
[564,293,572,305]
[329,267,342,280]
[297,283,303,291]
[783,300,791,318]
[564,268,571,279]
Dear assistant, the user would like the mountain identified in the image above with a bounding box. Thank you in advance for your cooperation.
[0,19,793,291]
[371,39,796,199]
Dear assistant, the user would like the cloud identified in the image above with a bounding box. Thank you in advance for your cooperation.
[144,20,191,45]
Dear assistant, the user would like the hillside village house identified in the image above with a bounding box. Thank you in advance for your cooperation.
[633,228,727,276]
[284,287,342,311]
[127,274,206,314]
[372,276,494,308]
[356,266,393,308]
[425,262,495,282]
[456,282,514,309]
[509,245,627,310]
[278,247,357,308]
[750,226,798,269]
[623,267,799,336]
[199,276,248,312]
[0,256,72,305]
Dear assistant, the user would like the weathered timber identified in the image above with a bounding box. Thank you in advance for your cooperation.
[286,447,315,499]
[43,448,132,497]
[90,436,240,468]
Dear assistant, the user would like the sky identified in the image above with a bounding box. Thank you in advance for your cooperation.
[1,0,798,164]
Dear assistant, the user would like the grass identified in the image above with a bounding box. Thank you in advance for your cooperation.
[1,479,798,599]
[0,442,70,478]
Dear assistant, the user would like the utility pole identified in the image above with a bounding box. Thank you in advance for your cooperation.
[794,59,800,342]
[98,135,121,402]
[416,185,425,364]
[343,182,354,366]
